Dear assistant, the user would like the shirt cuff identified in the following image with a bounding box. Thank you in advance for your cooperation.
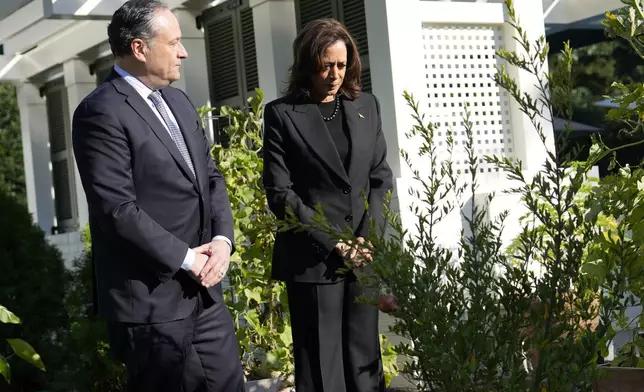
[180,248,195,271]
[212,235,232,254]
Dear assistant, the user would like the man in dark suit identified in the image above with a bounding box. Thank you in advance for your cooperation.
[71,1,244,390]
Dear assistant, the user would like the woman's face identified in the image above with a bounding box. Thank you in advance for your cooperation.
[311,40,347,102]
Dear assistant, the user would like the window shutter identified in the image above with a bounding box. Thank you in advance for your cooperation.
[46,87,67,154]
[240,7,258,93]
[361,67,372,93]
[202,1,260,145]
[340,0,368,56]
[44,79,75,229]
[205,14,239,102]
[52,160,73,221]
[296,0,334,30]
[339,0,371,92]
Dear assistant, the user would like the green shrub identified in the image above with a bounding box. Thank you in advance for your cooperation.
[199,91,295,382]
[50,226,127,391]
[0,190,66,390]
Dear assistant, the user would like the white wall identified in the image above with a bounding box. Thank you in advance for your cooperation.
[47,231,83,269]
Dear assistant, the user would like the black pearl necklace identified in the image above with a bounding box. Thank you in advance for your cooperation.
[321,95,339,122]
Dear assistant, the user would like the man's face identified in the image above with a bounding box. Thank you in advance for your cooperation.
[140,8,188,89]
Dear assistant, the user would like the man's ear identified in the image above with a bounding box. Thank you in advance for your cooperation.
[131,39,147,62]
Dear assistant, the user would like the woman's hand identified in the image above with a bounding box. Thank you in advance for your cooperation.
[335,237,373,266]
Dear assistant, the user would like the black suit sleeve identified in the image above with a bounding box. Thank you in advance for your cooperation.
[72,100,189,282]
[356,94,394,239]
[178,90,235,254]
[262,103,339,255]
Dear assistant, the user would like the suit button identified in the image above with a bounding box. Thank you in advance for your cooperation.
[198,230,203,236]
[345,215,353,222]
[343,188,350,194]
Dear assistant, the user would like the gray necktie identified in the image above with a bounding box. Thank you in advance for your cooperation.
[148,91,195,177]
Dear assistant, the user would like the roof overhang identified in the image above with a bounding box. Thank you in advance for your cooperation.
[0,0,190,82]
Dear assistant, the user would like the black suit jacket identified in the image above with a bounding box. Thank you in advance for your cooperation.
[72,70,235,323]
[263,92,393,283]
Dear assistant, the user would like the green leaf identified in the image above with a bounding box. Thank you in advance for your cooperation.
[7,339,46,371]
[580,259,607,282]
[0,306,20,324]
[266,351,278,364]
[243,310,260,332]
[384,372,393,387]
[631,220,644,243]
[0,358,10,383]
[243,287,262,306]
[278,325,293,347]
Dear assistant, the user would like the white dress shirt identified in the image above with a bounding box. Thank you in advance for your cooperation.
[114,65,231,271]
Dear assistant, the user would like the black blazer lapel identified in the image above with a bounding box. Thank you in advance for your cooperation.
[161,89,205,190]
[342,97,366,182]
[285,103,350,185]
[111,77,198,188]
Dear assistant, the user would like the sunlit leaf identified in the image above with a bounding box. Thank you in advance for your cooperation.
[0,306,20,324]
[0,358,10,383]
[7,339,45,371]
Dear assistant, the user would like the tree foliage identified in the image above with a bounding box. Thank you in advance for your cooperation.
[0,188,66,390]
[0,83,24,204]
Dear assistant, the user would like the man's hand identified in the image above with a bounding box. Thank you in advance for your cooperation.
[199,240,231,288]
[188,250,209,283]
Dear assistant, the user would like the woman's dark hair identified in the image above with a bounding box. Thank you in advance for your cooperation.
[107,0,168,58]
[285,18,362,100]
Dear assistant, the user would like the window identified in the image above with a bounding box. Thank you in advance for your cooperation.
[202,0,258,109]
[201,0,258,144]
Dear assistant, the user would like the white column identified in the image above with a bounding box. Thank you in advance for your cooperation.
[364,0,426,210]
[173,8,211,109]
[503,0,554,173]
[64,58,94,230]
[250,0,297,104]
[16,82,55,233]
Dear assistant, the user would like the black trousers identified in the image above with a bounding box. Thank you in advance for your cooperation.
[108,290,245,392]
[287,277,385,392]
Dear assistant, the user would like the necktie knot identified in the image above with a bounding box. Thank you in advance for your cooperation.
[148,91,163,105]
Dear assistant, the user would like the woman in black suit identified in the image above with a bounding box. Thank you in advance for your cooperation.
[262,18,394,392]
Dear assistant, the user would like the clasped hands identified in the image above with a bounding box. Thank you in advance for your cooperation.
[335,237,373,267]
[188,240,231,288]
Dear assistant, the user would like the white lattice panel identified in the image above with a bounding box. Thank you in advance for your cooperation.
[422,24,514,174]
